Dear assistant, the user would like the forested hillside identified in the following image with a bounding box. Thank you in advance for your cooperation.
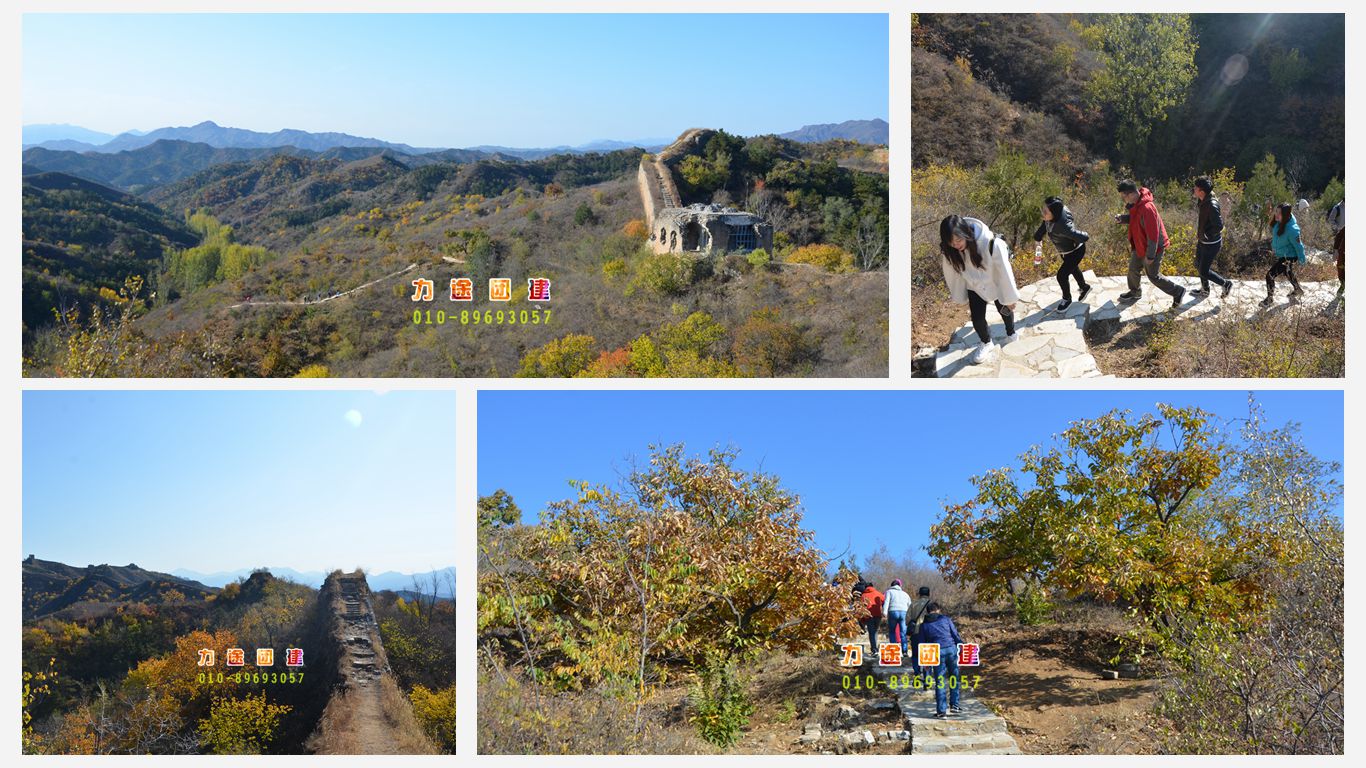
[23,128,889,378]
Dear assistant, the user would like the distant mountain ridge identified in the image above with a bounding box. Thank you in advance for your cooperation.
[27,120,433,155]
[22,557,457,620]
[780,118,889,144]
[22,123,116,147]
[170,566,456,596]
[23,119,886,158]
[22,556,217,620]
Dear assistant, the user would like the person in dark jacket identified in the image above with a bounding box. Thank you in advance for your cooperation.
[1191,177,1233,299]
[1034,196,1091,311]
[916,602,964,717]
[1328,199,1344,294]
[907,586,932,675]
[1115,180,1186,308]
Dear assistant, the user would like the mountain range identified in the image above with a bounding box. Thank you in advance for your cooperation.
[22,556,218,620]
[21,556,456,620]
[170,566,456,596]
[22,118,888,156]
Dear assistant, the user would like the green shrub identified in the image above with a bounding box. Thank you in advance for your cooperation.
[968,145,1064,247]
[1013,582,1054,626]
[689,651,753,749]
[746,248,771,268]
[636,252,700,295]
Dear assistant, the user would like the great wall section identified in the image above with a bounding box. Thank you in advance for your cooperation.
[305,570,436,755]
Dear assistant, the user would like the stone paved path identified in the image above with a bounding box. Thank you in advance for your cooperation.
[934,270,1342,378]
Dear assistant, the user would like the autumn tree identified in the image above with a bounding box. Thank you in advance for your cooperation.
[479,443,850,687]
[929,403,1320,646]
[478,490,522,531]
[1157,403,1343,753]
[1085,14,1198,167]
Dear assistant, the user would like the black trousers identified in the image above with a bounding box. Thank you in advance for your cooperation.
[967,290,1015,343]
[1196,242,1230,289]
[1056,244,1088,300]
[1267,257,1301,293]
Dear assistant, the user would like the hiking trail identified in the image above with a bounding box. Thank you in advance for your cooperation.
[818,638,1022,754]
[228,263,418,309]
[930,270,1342,378]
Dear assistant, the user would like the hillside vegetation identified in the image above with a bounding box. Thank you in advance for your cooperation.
[911,13,1344,377]
[23,129,889,377]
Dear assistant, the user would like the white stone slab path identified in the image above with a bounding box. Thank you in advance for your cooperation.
[934,270,1342,378]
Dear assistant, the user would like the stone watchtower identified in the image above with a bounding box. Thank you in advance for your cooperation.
[649,203,773,255]
[637,130,773,256]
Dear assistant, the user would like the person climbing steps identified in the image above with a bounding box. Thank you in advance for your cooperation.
[1033,196,1091,312]
[1114,180,1186,309]
[1262,202,1306,306]
[938,215,1020,366]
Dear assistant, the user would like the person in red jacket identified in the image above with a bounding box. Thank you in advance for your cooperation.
[1115,179,1186,308]
[858,583,886,653]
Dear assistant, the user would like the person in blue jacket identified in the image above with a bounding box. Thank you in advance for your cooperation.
[916,602,964,717]
[1263,202,1306,307]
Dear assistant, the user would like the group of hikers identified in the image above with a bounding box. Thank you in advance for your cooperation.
[938,178,1347,366]
[853,579,966,718]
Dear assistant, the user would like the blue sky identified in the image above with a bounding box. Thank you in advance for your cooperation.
[22,13,889,148]
[479,390,1344,566]
[23,391,457,574]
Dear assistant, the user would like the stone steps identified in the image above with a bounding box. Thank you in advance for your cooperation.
[913,733,1021,754]
[841,640,1022,755]
[933,270,1341,378]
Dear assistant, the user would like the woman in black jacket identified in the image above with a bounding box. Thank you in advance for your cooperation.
[1033,196,1091,311]
[1192,177,1233,298]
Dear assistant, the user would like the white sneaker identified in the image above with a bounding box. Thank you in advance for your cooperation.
[1003,332,1019,344]
[969,341,998,365]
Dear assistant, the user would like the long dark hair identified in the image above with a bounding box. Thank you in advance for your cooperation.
[939,215,983,272]
[1276,203,1293,236]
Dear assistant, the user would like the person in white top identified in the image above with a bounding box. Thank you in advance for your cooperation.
[939,215,1020,366]
[882,579,913,657]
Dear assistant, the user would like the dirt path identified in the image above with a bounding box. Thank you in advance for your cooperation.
[962,612,1160,754]
[229,263,418,309]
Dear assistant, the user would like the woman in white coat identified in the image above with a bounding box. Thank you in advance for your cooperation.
[939,215,1020,365]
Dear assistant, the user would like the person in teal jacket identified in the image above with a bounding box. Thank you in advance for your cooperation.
[1262,202,1305,306]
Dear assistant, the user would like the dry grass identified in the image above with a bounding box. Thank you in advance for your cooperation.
[308,680,437,755]
[1087,299,1344,378]
[478,665,704,755]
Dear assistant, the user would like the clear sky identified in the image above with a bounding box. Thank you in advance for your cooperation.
[23,390,457,574]
[22,13,889,148]
[479,390,1344,566]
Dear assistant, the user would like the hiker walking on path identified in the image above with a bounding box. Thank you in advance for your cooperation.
[916,602,965,718]
[858,583,886,653]
[1329,198,1345,294]
[939,215,1020,366]
[1033,196,1091,312]
[882,579,913,658]
[1191,177,1233,299]
[908,586,931,675]
[1115,180,1186,308]
[1263,202,1306,306]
